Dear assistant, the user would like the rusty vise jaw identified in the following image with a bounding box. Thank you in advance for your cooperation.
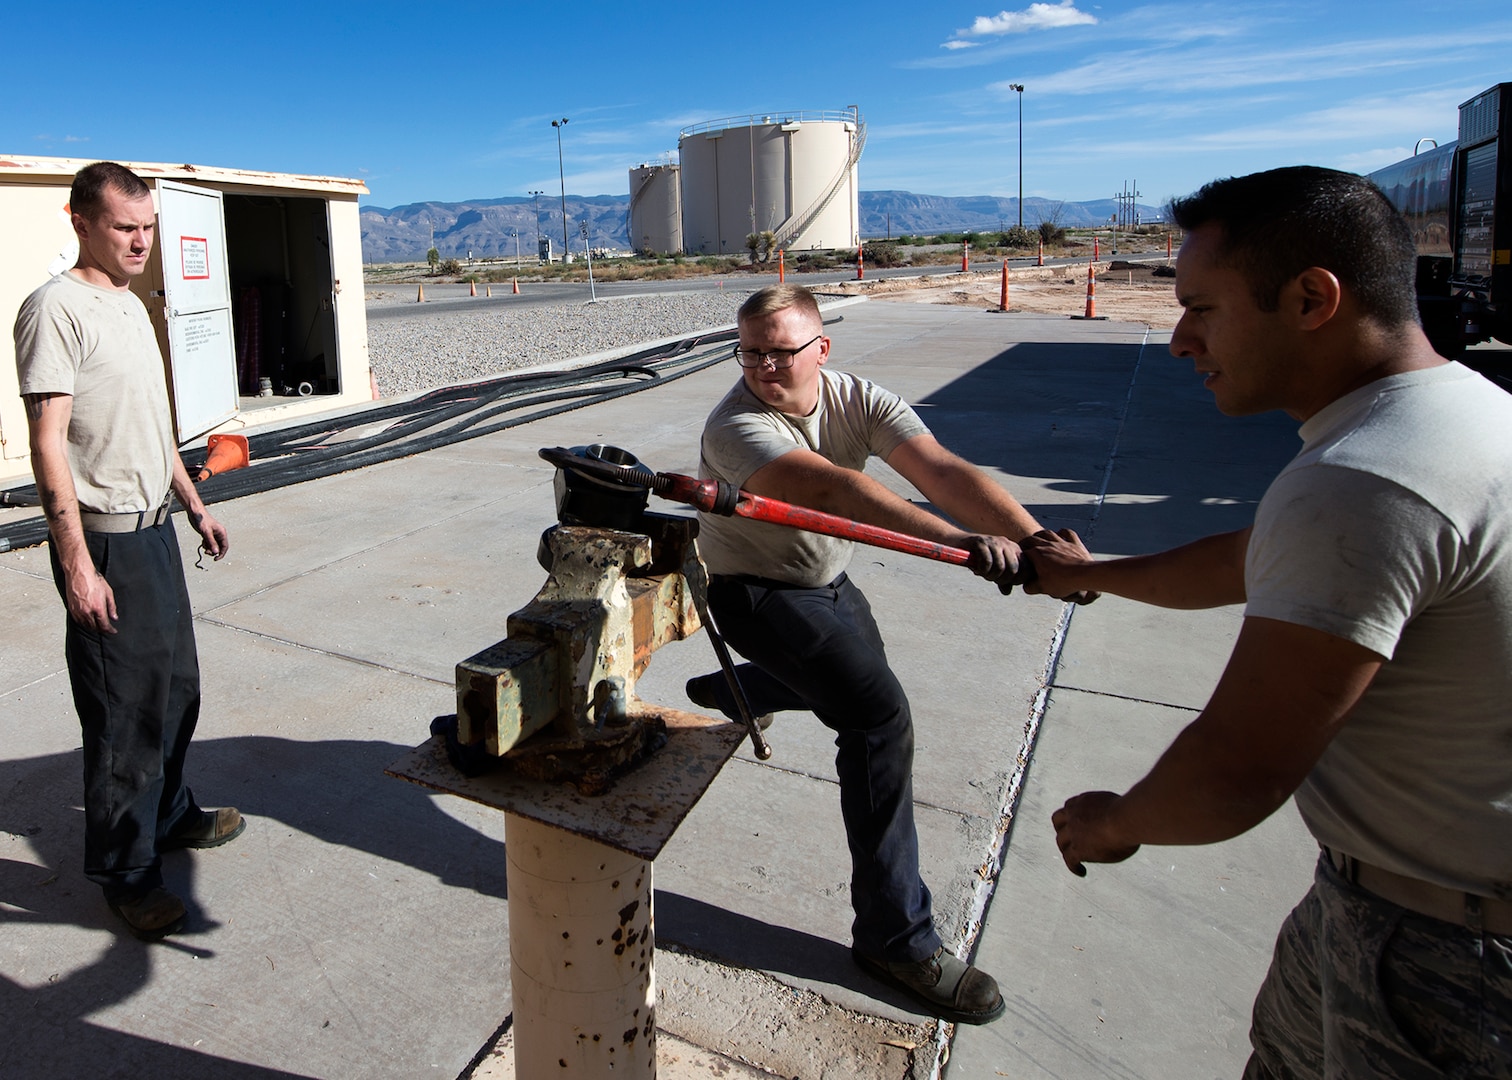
[455,516,703,777]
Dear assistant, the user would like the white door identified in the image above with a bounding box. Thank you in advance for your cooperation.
[156,180,238,441]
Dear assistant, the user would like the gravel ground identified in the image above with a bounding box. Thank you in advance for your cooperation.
[365,291,754,395]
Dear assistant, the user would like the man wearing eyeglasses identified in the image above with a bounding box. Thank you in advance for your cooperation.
[687,283,1091,1025]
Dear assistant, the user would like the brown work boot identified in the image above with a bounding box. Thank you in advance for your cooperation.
[108,887,187,941]
[853,945,1006,1025]
[161,806,246,850]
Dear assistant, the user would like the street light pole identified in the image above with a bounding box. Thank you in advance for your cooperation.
[1009,84,1024,231]
[529,190,543,262]
[552,118,570,262]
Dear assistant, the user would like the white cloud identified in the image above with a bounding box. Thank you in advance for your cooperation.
[941,40,980,50]
[952,1,1097,43]
[985,26,1512,98]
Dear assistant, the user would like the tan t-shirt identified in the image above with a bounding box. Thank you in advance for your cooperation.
[1246,363,1512,897]
[14,272,175,514]
[697,368,929,587]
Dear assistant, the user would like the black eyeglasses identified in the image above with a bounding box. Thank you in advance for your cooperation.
[732,334,823,369]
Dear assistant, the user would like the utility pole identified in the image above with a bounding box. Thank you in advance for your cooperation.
[581,220,596,303]
[529,190,544,263]
[552,118,571,262]
[1009,84,1025,230]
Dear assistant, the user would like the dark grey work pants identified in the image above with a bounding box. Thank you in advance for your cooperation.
[705,572,942,963]
[50,519,201,901]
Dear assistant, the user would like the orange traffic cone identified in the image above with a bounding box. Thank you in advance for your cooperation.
[469,280,477,297]
[999,260,1010,312]
[1167,232,1173,265]
[1037,237,1044,266]
[1093,235,1100,260]
[416,284,425,302]
[512,277,520,295]
[196,433,249,482]
[961,242,969,272]
[486,284,492,297]
[1085,263,1097,317]
[857,244,864,281]
[778,249,785,283]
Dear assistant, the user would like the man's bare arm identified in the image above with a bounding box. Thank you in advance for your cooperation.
[743,447,975,547]
[1025,527,1251,609]
[884,434,1042,538]
[1051,615,1382,875]
[23,392,117,632]
[169,453,228,560]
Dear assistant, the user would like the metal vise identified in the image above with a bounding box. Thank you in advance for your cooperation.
[454,448,704,786]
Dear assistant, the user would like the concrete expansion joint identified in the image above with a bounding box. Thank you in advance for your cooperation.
[204,618,452,685]
[1049,681,1203,712]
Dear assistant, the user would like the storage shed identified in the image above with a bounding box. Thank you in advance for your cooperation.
[0,155,372,486]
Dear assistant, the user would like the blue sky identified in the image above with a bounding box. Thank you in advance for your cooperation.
[3,1,1507,210]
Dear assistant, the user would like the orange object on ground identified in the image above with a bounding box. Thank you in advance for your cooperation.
[196,434,249,482]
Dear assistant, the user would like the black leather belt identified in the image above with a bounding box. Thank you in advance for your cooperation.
[712,571,849,591]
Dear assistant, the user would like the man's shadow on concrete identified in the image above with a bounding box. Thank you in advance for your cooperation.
[913,339,1299,554]
[0,734,510,1079]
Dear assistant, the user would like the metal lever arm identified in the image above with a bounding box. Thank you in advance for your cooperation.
[684,553,772,760]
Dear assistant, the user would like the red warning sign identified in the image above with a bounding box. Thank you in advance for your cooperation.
[180,236,210,280]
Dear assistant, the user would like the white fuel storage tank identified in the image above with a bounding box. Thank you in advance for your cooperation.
[678,110,864,256]
[628,162,682,255]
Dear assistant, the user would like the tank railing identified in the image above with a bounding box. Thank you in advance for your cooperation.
[771,119,867,252]
[678,110,861,139]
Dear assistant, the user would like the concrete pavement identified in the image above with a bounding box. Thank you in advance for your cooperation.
[0,296,1311,1079]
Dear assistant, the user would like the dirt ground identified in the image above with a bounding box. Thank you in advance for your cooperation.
[830,260,1183,330]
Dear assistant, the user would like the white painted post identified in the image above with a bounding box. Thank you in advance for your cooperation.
[506,813,656,1078]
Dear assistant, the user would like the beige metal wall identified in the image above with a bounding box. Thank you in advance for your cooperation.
[627,164,682,255]
[0,158,372,487]
[0,184,77,473]
[678,115,859,256]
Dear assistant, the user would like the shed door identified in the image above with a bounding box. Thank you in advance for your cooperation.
[156,180,238,441]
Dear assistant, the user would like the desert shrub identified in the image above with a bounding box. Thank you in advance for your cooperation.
[793,252,839,270]
[1038,221,1066,245]
[862,241,905,268]
[999,226,1035,248]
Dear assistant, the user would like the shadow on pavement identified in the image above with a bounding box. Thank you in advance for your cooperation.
[0,734,509,1079]
[917,340,1298,553]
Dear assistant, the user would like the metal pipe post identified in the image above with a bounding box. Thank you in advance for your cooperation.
[506,813,656,1078]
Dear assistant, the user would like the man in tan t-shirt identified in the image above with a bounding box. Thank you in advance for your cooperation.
[689,284,1096,1024]
[15,161,243,941]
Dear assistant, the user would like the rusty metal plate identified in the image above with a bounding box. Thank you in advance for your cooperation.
[385,706,746,862]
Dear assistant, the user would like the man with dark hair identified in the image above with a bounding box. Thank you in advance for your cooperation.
[14,162,244,942]
[1026,166,1512,1076]
[687,283,1094,1025]
[66,159,152,223]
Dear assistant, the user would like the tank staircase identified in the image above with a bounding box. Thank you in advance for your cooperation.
[627,163,672,253]
[771,117,866,252]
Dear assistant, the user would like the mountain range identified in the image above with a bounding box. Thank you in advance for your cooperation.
[359,191,1164,263]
